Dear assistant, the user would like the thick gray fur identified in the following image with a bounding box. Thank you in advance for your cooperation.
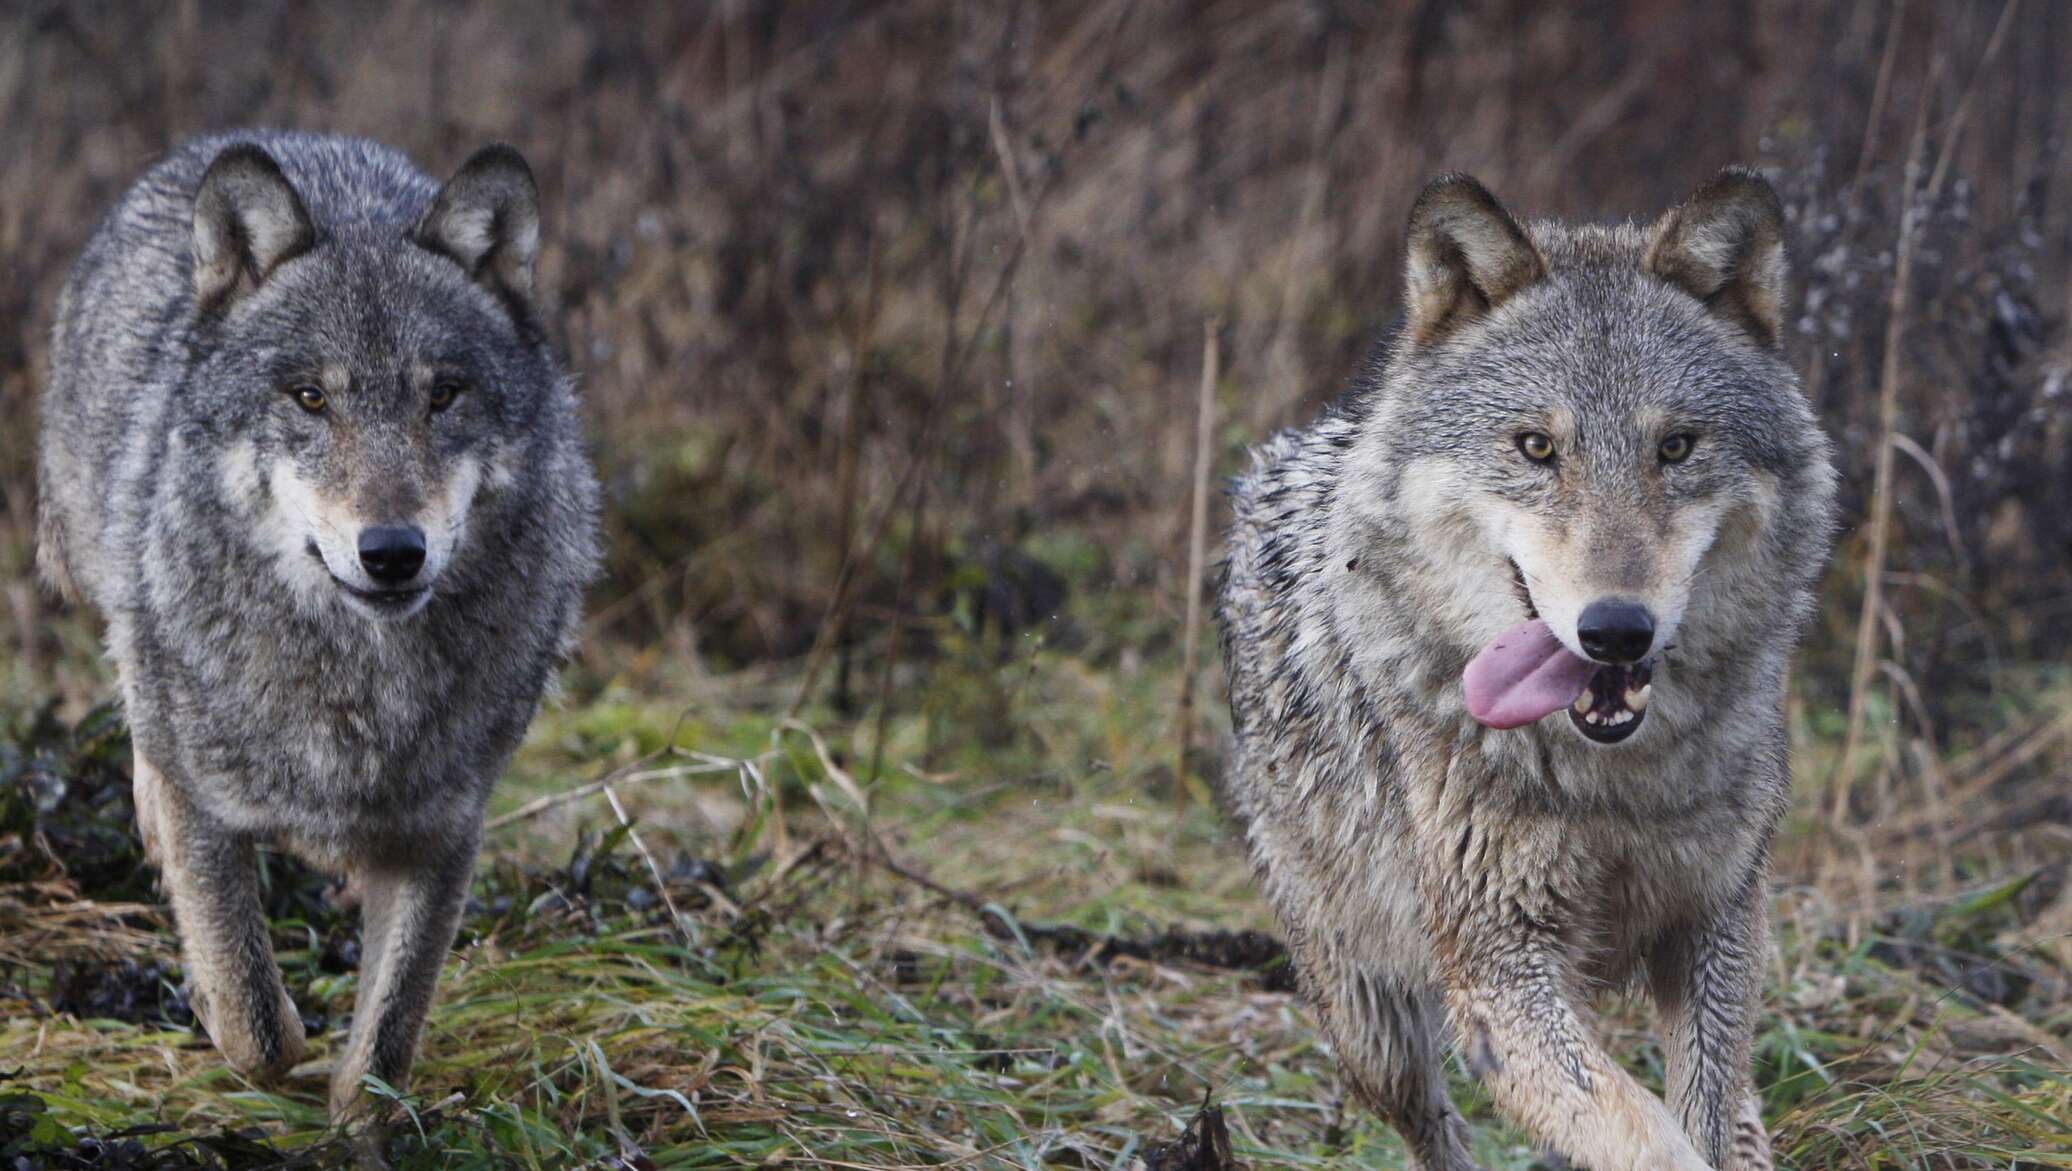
[1217,170,1836,1171]
[38,131,599,1123]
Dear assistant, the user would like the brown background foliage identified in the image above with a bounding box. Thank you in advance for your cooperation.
[1,0,2066,752]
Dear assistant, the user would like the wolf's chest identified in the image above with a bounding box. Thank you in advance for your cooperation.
[135,595,542,841]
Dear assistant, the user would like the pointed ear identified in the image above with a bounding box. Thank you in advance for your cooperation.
[192,145,316,313]
[1403,173,1546,346]
[1645,167,1788,348]
[414,144,540,306]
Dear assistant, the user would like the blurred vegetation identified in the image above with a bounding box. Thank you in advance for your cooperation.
[0,1,2068,1167]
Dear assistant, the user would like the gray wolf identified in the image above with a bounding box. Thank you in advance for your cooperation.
[37,131,599,1122]
[1216,169,1836,1170]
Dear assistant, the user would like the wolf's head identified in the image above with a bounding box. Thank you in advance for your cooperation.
[181,141,553,622]
[1350,169,1833,746]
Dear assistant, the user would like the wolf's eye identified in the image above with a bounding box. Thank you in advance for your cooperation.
[430,382,464,413]
[1659,433,1695,463]
[1516,432,1556,463]
[289,385,328,414]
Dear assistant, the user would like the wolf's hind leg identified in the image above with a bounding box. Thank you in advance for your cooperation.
[142,756,305,1079]
[1311,957,1480,1171]
[329,835,477,1120]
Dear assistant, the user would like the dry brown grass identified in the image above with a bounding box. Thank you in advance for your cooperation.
[3,2,2064,679]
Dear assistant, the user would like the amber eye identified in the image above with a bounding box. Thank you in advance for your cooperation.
[1516,432,1556,463]
[430,382,464,412]
[1659,433,1695,463]
[290,385,328,414]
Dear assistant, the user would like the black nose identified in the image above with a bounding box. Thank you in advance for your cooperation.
[357,525,426,585]
[1577,600,1655,663]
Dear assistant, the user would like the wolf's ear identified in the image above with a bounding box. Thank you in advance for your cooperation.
[415,144,540,307]
[1645,167,1788,348]
[192,145,316,313]
[1403,173,1546,347]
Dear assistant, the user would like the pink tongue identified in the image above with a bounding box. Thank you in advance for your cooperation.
[1463,618,1599,730]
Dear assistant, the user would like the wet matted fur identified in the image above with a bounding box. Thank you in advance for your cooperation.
[1217,170,1836,1171]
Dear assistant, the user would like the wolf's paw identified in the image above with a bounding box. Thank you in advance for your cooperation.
[327,871,364,911]
[131,762,169,868]
[195,983,308,1080]
[328,1062,395,1128]
[329,1071,373,1123]
[345,1119,392,1171]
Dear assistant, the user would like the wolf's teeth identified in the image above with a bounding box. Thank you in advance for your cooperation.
[1626,683,1650,712]
[1574,689,1594,715]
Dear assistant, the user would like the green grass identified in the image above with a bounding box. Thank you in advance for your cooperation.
[4,646,2070,1168]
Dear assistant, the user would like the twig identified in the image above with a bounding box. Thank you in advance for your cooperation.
[782,0,1138,721]
[780,718,873,812]
[1925,0,2021,200]
[1806,0,1912,419]
[1174,320,1220,807]
[851,837,1291,981]
[1888,433,1969,576]
[1834,62,1934,826]
[866,473,927,787]
[1948,705,2072,804]
[828,239,884,713]
[987,97,1031,233]
[1850,0,1908,188]
[1262,37,1346,422]
[782,146,1042,724]
[485,762,738,832]
[600,781,700,941]
[1834,1,2018,822]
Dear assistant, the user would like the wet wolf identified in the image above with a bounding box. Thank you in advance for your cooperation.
[1217,169,1836,1170]
[38,131,599,1121]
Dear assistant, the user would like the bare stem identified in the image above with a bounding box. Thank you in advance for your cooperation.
[1833,0,2018,825]
[1834,79,1929,828]
[1175,320,1220,807]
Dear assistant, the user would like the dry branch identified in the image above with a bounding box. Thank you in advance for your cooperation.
[1174,320,1220,806]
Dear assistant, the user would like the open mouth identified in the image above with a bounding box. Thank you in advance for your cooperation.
[1568,660,1652,744]
[1462,584,1660,744]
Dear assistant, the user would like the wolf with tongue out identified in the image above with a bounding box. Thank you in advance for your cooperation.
[1216,168,1836,1171]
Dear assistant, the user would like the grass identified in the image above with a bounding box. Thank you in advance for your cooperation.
[3,636,2069,1169]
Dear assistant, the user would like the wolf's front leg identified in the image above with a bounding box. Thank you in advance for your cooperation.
[1439,919,1712,1171]
[138,755,307,1078]
[328,835,477,1119]
[1646,882,1773,1171]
